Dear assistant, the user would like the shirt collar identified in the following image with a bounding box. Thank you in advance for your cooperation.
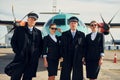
[49,34,56,37]
[92,31,97,34]
[28,27,33,31]
[71,30,77,33]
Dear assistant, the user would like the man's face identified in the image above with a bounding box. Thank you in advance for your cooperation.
[27,17,36,27]
[69,21,78,30]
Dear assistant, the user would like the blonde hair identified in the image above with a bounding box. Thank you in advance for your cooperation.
[90,20,97,24]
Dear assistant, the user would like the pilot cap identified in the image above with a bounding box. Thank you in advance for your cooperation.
[28,13,39,20]
[68,16,79,23]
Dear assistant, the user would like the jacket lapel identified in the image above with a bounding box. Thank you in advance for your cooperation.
[74,30,80,44]
[68,30,73,39]
[32,27,38,42]
[48,35,57,44]
[68,30,80,45]
[90,32,99,42]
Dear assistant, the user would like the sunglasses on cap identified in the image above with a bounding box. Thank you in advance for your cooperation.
[50,28,57,30]
[90,24,97,27]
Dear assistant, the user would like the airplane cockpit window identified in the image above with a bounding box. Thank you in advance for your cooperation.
[45,19,53,27]
[53,19,65,26]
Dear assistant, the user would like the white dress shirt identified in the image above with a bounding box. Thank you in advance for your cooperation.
[49,34,57,42]
[71,30,76,38]
[28,27,33,31]
[91,32,97,40]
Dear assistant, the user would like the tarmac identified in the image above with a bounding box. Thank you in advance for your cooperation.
[0,48,120,80]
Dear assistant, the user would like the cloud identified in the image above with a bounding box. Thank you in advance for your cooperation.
[104,0,120,3]
[0,0,120,22]
[75,0,120,4]
[0,10,11,16]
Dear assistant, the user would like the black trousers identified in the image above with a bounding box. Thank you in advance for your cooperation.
[60,57,83,80]
[10,63,32,80]
[11,72,32,80]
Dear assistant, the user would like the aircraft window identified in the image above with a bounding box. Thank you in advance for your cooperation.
[45,19,53,27]
[53,19,65,26]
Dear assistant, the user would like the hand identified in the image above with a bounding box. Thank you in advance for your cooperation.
[43,58,48,67]
[82,57,86,65]
[82,60,86,65]
[19,21,26,26]
[59,57,63,62]
[44,60,48,67]
[99,57,103,66]
[14,21,26,27]
[57,28,62,33]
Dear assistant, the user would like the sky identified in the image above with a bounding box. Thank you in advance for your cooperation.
[0,0,120,22]
[0,0,120,41]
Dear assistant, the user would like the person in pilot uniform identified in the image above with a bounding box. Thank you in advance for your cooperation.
[43,23,61,80]
[85,21,105,80]
[60,16,85,80]
[10,13,43,80]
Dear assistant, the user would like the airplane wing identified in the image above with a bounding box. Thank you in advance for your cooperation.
[0,20,119,28]
[40,12,80,15]
[40,12,59,14]
[85,23,90,26]
[109,23,120,28]
[0,20,45,26]
[85,23,120,28]
[0,20,13,25]
[36,22,45,26]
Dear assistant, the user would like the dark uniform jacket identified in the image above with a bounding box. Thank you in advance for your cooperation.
[61,30,85,60]
[10,24,43,77]
[43,35,60,59]
[85,32,104,61]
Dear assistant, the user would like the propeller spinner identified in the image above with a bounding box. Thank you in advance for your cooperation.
[99,10,119,45]
[99,10,119,35]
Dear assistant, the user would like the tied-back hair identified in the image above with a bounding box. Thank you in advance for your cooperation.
[49,23,56,28]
